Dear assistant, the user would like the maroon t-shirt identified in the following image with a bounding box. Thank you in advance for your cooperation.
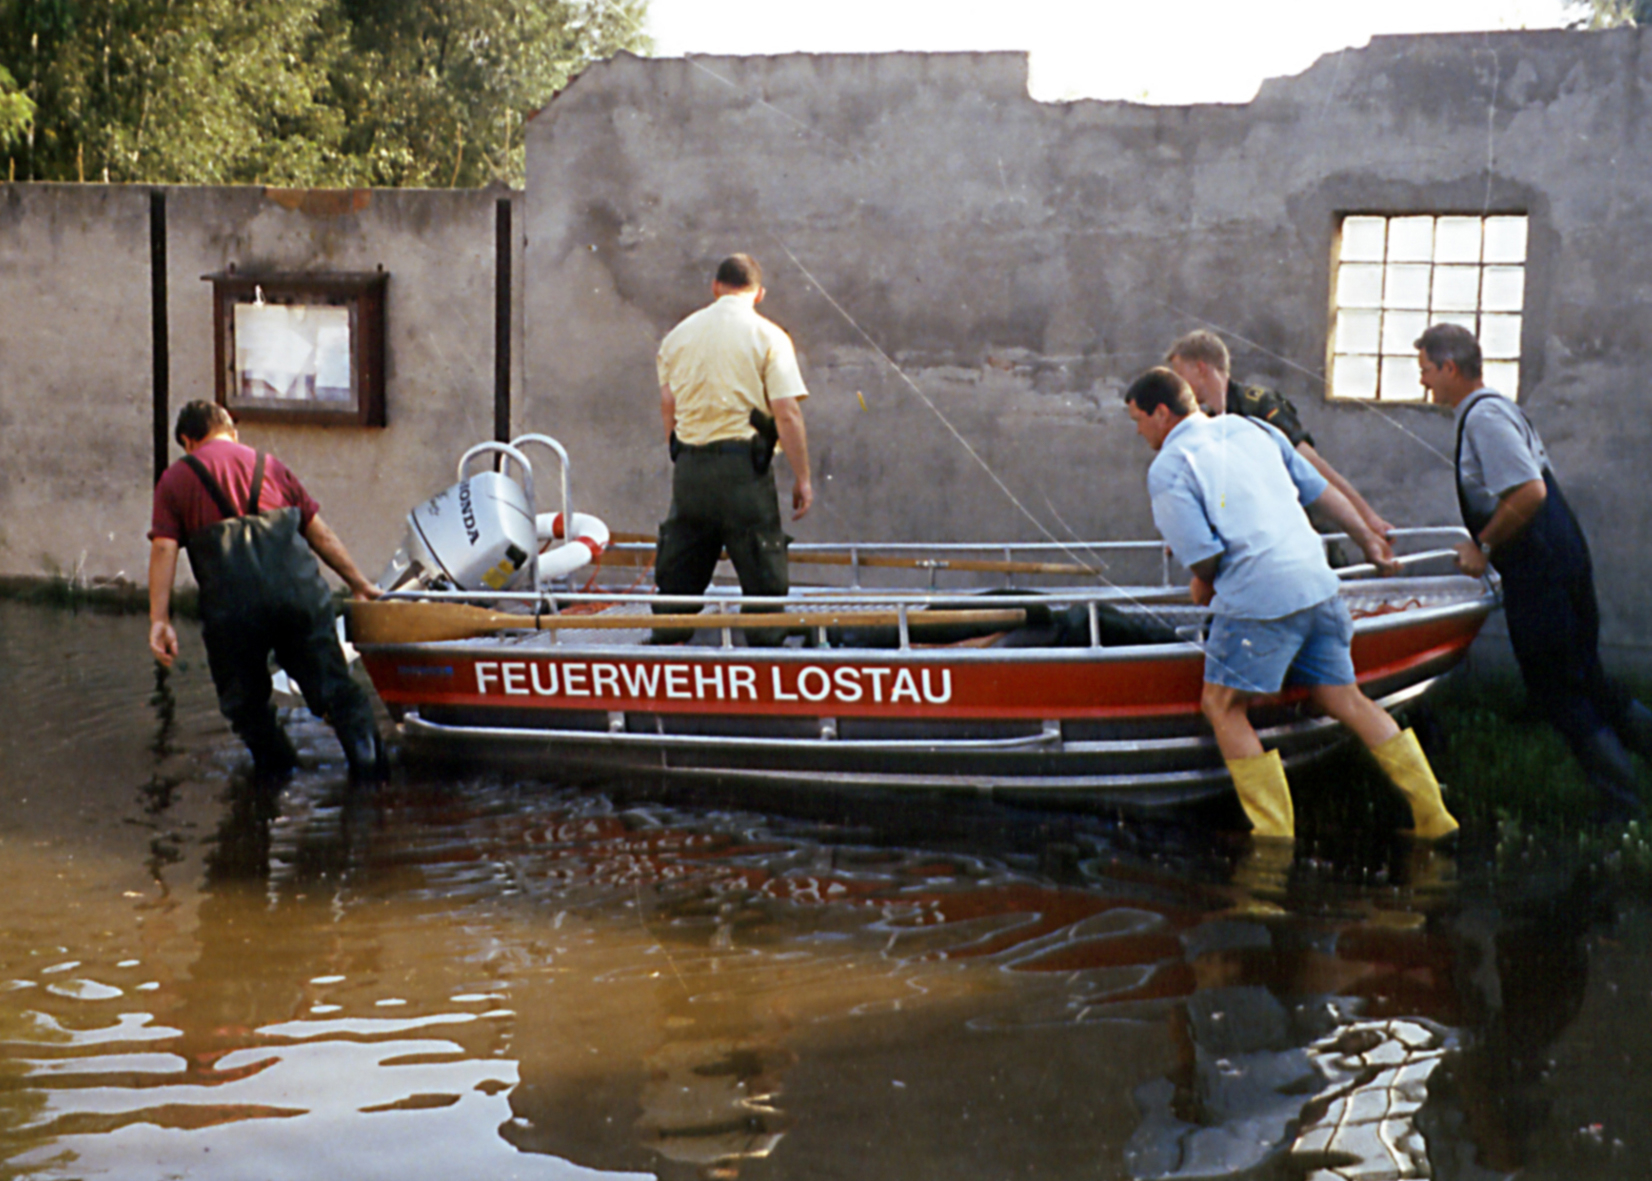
[149,438,321,543]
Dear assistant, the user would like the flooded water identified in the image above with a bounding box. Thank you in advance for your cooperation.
[2,600,1650,1180]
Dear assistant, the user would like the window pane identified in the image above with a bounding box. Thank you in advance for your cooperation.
[1431,265,1481,312]
[234,303,351,402]
[1483,216,1528,264]
[1383,263,1432,309]
[1340,217,1388,263]
[1336,263,1384,308]
[1381,354,1426,401]
[1483,360,1520,397]
[1481,313,1523,358]
[1332,354,1378,400]
[1481,265,1525,312]
[1335,309,1382,354]
[1432,312,1477,334]
[1381,309,1430,355]
[1434,217,1483,264]
[1388,216,1435,262]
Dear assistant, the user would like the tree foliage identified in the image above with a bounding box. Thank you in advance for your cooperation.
[0,0,648,185]
[0,62,30,149]
[1568,0,1652,27]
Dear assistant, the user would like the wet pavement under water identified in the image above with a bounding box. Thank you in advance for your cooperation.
[1,600,1650,1181]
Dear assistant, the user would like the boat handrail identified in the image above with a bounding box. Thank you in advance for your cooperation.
[376,549,1477,610]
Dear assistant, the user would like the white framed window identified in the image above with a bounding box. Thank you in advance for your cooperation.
[1329,214,1527,402]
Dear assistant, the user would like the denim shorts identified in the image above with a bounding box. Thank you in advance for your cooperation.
[1203,596,1356,693]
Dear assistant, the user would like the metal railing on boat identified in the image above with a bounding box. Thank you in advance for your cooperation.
[365,531,1488,652]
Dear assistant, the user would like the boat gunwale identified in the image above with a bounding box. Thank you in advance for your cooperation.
[354,581,1497,664]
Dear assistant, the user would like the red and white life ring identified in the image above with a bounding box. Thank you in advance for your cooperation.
[534,511,610,583]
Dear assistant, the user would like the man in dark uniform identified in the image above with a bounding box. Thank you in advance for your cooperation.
[652,253,813,646]
[148,401,386,780]
[1418,323,1650,819]
[1166,330,1396,548]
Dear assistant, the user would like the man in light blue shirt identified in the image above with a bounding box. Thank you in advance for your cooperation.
[1125,367,1456,842]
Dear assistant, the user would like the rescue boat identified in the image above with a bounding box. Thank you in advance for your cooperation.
[343,436,1496,803]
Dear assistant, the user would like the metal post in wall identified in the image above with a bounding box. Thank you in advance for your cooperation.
[150,189,169,486]
[495,196,512,444]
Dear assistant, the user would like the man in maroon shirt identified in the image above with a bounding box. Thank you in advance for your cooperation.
[148,400,385,780]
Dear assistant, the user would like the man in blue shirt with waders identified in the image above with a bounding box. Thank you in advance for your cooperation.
[1125,368,1458,841]
[147,401,387,781]
[1418,323,1650,820]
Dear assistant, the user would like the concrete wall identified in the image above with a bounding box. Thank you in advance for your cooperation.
[0,182,519,590]
[3,30,1650,655]
[520,31,1652,655]
[0,185,154,584]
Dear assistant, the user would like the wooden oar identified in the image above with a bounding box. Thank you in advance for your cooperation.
[597,532,1099,576]
[348,599,1027,646]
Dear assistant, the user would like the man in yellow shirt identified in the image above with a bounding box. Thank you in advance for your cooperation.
[654,254,812,644]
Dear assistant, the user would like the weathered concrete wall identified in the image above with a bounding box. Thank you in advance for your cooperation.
[521,32,1652,656]
[0,183,518,589]
[0,185,154,584]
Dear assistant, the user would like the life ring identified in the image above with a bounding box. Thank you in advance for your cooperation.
[534,511,610,583]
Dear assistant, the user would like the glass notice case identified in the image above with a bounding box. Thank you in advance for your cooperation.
[204,270,387,427]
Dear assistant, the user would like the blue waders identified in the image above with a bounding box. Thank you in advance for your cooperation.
[1457,398,1650,817]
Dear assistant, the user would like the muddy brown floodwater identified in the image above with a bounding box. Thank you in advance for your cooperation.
[2,599,1651,1181]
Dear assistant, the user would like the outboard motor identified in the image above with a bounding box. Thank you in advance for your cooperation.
[378,442,539,593]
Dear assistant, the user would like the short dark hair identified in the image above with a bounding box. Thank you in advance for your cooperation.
[715,253,762,290]
[174,400,234,446]
[1165,329,1230,374]
[1124,367,1199,417]
[1414,323,1483,380]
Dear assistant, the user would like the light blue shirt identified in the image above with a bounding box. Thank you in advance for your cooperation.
[1147,414,1338,619]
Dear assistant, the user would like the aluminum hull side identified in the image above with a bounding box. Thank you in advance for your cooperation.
[361,579,1493,799]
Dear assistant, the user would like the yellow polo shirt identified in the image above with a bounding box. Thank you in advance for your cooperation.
[657,292,808,446]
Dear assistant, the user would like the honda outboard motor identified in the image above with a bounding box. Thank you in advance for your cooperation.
[378,442,539,593]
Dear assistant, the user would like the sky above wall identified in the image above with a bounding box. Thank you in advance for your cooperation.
[644,0,1577,104]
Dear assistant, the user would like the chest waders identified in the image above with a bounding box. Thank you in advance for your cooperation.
[1456,395,1647,816]
[183,454,383,780]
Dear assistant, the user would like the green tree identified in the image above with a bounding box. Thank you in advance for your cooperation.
[1568,0,1652,27]
[329,0,647,188]
[0,0,648,185]
[0,63,31,151]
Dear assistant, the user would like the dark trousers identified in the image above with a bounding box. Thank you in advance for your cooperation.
[653,448,789,645]
[1496,489,1646,798]
[202,599,380,775]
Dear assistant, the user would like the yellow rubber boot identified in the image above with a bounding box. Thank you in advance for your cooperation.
[1225,749,1295,839]
[1370,727,1459,839]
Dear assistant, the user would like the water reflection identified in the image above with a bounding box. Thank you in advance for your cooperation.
[0,602,1646,1179]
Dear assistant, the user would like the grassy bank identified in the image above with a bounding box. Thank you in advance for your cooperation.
[1297,669,1652,886]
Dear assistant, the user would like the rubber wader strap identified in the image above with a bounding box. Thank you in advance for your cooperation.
[182,451,267,523]
[182,454,240,523]
[247,452,266,518]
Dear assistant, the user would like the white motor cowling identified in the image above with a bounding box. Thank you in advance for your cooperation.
[377,443,540,593]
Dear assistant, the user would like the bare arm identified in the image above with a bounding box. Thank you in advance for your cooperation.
[1455,478,1546,577]
[303,514,381,600]
[1188,555,1219,606]
[1310,485,1399,574]
[660,383,676,443]
[770,395,813,520]
[1298,442,1394,537]
[148,538,181,667]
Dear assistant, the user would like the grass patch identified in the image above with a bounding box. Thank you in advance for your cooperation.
[1293,669,1652,889]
